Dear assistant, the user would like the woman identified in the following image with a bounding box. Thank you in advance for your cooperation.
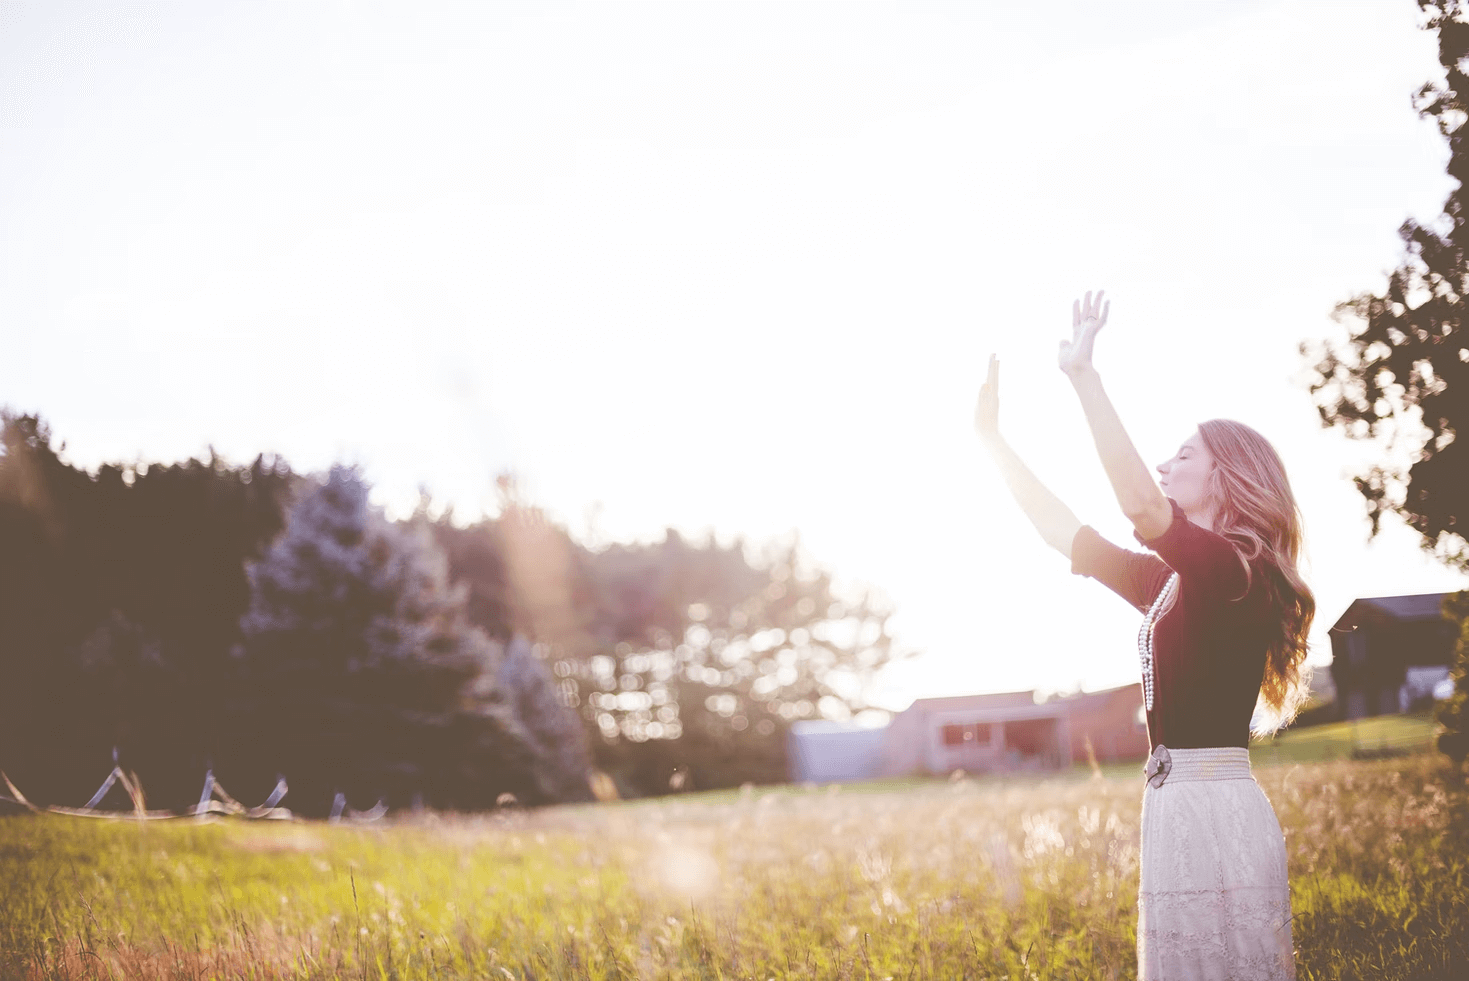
[974,290,1311,981]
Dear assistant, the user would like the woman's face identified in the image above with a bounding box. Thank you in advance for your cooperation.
[1157,431,1217,522]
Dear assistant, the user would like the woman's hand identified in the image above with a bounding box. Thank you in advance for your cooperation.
[975,354,1000,445]
[1059,289,1109,378]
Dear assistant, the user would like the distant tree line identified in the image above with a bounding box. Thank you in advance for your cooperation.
[0,413,905,813]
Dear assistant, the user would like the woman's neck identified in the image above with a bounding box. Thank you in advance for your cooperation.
[1184,505,1219,533]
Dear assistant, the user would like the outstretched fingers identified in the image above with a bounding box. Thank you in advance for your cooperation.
[1075,289,1109,327]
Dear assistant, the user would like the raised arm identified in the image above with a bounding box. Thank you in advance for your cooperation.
[1059,291,1172,540]
[975,355,1082,558]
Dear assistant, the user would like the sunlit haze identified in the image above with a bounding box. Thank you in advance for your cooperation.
[2,1,1464,710]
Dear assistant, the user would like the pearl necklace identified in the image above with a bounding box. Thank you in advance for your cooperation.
[1137,572,1178,712]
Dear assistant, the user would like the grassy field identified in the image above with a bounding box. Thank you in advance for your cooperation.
[2,748,1466,980]
[1248,711,1441,767]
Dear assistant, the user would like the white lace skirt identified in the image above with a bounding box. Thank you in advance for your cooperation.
[1138,747,1295,981]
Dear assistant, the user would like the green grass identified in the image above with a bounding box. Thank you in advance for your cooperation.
[1249,711,1441,766]
[3,748,1466,979]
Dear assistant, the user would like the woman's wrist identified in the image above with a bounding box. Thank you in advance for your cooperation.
[1064,364,1101,385]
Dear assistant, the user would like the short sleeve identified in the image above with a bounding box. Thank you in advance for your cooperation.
[1072,525,1173,613]
[1133,498,1249,600]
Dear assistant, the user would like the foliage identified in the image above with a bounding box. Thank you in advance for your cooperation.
[1302,0,1469,565]
[234,466,589,812]
[492,635,594,804]
[0,410,901,806]
[436,487,909,796]
[574,531,904,794]
[0,416,591,813]
[1437,591,1469,761]
[0,412,293,808]
[1,753,1464,979]
[1300,1,1469,765]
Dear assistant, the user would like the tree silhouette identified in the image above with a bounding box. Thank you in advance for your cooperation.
[1304,0,1469,564]
[0,412,292,806]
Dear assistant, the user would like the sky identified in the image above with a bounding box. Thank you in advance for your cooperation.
[2,1,1465,711]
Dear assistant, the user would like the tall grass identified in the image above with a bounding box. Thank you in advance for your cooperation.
[2,752,1464,979]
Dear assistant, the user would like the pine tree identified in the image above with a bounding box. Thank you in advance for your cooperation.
[234,466,537,812]
[494,635,592,802]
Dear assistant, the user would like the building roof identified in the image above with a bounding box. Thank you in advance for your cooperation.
[1044,682,1140,704]
[893,683,1141,724]
[1331,593,1450,631]
[902,690,1038,715]
[789,720,885,735]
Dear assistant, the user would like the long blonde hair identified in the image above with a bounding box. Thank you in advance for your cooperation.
[1197,419,1315,735]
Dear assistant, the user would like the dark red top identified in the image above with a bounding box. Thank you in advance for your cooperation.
[1071,499,1273,751]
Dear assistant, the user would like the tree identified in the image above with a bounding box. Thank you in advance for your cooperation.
[1440,592,1469,762]
[233,466,580,811]
[432,487,909,796]
[103,450,293,804]
[494,635,593,802]
[0,412,293,807]
[1304,0,1469,563]
[570,532,900,724]
[0,415,590,809]
[1301,0,1469,760]
[584,532,905,793]
[0,413,115,802]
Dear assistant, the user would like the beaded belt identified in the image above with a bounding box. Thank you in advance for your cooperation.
[1144,745,1252,788]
